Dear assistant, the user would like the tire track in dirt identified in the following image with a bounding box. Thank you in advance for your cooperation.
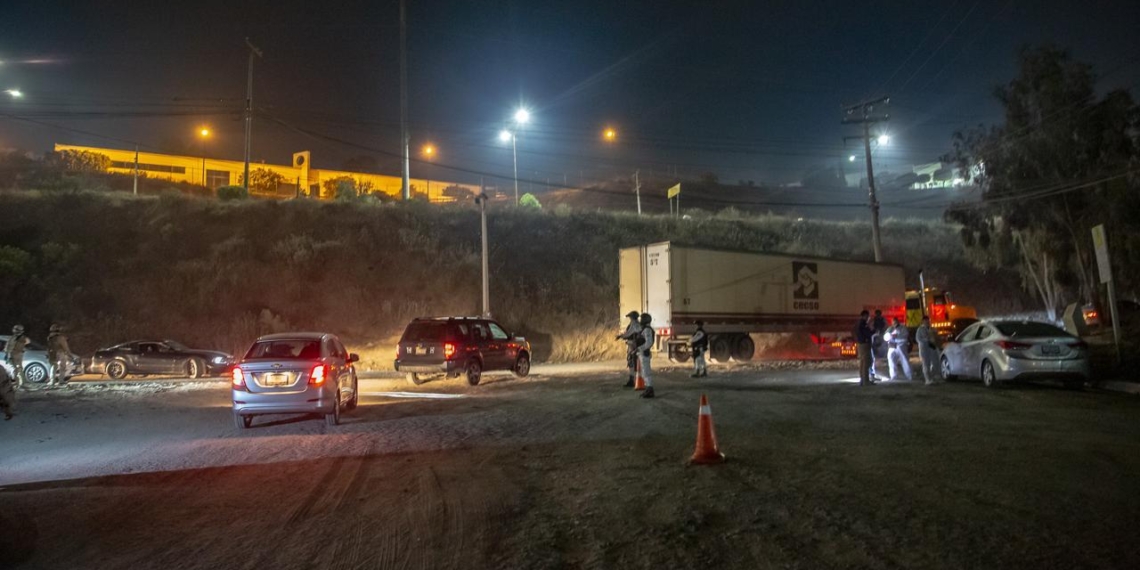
[284,455,349,525]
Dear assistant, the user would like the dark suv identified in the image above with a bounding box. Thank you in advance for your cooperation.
[394,317,531,386]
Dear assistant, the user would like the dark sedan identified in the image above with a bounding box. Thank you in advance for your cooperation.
[90,340,233,379]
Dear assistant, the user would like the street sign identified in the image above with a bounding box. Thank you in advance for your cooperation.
[667,184,681,199]
[1091,224,1112,284]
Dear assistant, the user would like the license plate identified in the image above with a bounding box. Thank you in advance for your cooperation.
[1042,345,1061,355]
[263,373,290,386]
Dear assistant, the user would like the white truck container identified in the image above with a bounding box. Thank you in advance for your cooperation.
[620,242,907,362]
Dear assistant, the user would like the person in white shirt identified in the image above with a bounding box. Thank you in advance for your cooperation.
[885,317,913,381]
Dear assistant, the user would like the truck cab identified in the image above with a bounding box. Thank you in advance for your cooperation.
[905,288,978,340]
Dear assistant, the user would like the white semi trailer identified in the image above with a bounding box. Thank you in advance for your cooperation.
[619,242,907,362]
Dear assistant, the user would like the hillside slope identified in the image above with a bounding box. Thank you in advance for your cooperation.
[0,191,1028,366]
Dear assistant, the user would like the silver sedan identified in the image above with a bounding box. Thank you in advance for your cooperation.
[940,321,1090,389]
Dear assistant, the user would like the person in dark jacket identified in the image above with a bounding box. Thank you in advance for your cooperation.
[854,310,875,387]
[616,311,642,388]
[689,321,709,378]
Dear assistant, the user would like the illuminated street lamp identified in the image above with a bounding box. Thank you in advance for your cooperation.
[197,126,211,186]
[603,127,617,142]
[4,89,22,99]
[848,155,857,162]
[422,143,436,199]
[513,108,530,125]
[877,134,890,146]
[500,128,519,205]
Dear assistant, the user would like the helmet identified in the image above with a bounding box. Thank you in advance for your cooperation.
[625,311,640,319]
[639,313,652,325]
[50,324,62,333]
[12,324,24,334]
[695,320,705,327]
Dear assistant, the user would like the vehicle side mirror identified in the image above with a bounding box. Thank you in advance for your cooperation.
[348,353,360,363]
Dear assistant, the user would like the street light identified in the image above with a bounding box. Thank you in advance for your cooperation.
[513,108,530,124]
[197,127,211,187]
[848,155,857,162]
[877,134,890,146]
[499,129,519,205]
[422,144,436,199]
[4,89,22,99]
[603,127,617,142]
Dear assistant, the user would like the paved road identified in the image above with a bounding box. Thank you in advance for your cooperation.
[2,366,1139,569]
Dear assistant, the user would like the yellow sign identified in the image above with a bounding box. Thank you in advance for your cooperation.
[667,183,681,198]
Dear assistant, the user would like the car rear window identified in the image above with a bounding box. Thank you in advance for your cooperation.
[244,340,323,360]
[401,322,460,343]
[995,322,1070,338]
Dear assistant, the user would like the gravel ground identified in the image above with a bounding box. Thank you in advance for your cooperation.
[2,364,1139,569]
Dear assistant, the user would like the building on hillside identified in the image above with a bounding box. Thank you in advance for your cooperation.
[53,143,480,201]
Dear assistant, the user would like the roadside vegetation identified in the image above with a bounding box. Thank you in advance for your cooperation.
[0,188,1030,368]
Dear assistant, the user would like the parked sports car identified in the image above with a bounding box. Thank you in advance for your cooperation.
[939,320,1090,389]
[0,335,84,383]
[90,340,233,379]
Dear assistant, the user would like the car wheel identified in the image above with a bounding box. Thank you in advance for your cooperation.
[513,353,531,378]
[709,336,732,363]
[346,376,359,411]
[406,372,426,386]
[466,359,482,386]
[186,358,206,379]
[982,360,999,389]
[106,360,128,380]
[24,363,48,383]
[325,391,341,426]
[233,412,252,429]
[940,355,957,381]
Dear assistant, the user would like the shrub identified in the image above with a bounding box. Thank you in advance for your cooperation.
[519,193,542,209]
[216,185,248,201]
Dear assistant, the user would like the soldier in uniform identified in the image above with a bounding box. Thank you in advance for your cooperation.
[5,324,30,389]
[0,363,14,420]
[915,316,941,385]
[47,323,74,385]
[616,311,642,388]
[637,313,656,399]
[689,321,709,378]
[886,317,913,381]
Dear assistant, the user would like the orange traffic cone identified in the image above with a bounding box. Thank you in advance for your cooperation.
[634,358,646,390]
[689,394,725,465]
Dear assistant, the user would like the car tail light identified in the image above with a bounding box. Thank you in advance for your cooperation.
[1068,340,1088,350]
[444,343,456,360]
[995,340,1031,351]
[231,367,246,390]
[309,364,327,386]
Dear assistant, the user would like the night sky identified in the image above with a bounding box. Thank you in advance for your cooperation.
[1,0,1138,188]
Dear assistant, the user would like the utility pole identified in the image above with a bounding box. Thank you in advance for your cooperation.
[133,146,139,196]
[477,178,490,317]
[243,38,262,193]
[842,96,890,262]
[399,0,411,200]
[635,169,642,216]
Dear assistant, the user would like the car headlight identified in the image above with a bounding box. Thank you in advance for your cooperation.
[212,356,226,364]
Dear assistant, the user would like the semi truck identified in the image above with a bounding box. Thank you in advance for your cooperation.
[619,242,907,362]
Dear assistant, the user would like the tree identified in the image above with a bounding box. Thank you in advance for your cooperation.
[51,150,110,172]
[442,185,474,201]
[216,185,249,201]
[945,45,1140,319]
[240,168,286,195]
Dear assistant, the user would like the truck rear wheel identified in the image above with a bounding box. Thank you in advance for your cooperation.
[668,344,691,363]
[731,335,755,361]
[710,336,732,363]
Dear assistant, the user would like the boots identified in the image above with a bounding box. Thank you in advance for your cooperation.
[623,375,634,388]
[640,386,655,398]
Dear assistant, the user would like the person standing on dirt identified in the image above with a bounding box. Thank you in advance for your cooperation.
[5,324,30,389]
[854,311,875,386]
[869,310,887,381]
[0,363,14,420]
[689,321,708,378]
[886,317,913,381]
[47,324,73,385]
[637,313,656,398]
[915,316,940,385]
[616,311,642,388]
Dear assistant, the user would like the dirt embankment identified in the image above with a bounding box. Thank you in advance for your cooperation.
[0,190,1030,366]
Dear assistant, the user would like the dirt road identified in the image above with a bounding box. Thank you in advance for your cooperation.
[2,365,1139,569]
